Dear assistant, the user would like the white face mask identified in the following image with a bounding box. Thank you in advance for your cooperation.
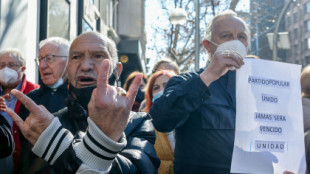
[209,39,247,70]
[0,67,19,85]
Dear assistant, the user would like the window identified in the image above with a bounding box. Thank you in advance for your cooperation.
[82,19,93,32]
[47,0,70,39]
[306,56,310,64]
[306,2,310,13]
[293,12,298,23]
[294,28,298,39]
[307,38,310,50]
[306,20,310,31]
[287,16,291,26]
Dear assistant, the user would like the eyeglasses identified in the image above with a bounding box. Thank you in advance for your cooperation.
[0,62,22,69]
[35,55,68,65]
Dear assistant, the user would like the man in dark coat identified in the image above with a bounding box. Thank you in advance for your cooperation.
[20,37,70,118]
[18,37,70,173]
[149,10,247,173]
[8,31,160,173]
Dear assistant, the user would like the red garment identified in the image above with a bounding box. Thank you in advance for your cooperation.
[11,75,39,170]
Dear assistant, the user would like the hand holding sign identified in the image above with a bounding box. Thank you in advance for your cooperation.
[88,59,142,142]
[6,89,54,145]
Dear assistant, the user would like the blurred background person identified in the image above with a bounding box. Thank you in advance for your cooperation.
[18,37,69,173]
[20,37,69,119]
[0,95,14,159]
[143,70,177,174]
[302,65,310,174]
[152,58,180,75]
[139,58,180,111]
[123,71,147,111]
[0,48,39,173]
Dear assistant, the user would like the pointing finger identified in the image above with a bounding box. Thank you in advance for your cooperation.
[10,89,41,115]
[6,108,25,133]
[97,59,111,95]
[127,73,142,107]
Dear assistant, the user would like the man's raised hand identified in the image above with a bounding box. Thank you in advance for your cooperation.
[88,59,142,141]
[6,89,54,145]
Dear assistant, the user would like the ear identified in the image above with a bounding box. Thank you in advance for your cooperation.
[203,39,212,53]
[114,62,123,80]
[21,66,26,72]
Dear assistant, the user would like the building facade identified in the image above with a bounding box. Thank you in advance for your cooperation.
[285,0,310,66]
[250,0,286,61]
[0,0,145,85]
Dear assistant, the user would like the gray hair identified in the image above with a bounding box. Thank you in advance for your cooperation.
[205,10,250,47]
[0,48,26,66]
[39,37,70,55]
[101,34,118,72]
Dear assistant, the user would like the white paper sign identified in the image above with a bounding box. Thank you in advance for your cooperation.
[231,59,306,174]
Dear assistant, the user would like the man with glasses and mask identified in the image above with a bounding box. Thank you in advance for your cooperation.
[149,10,248,173]
[18,37,70,173]
[7,31,159,173]
[0,48,39,173]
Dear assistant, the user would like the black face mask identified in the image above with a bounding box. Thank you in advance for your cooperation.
[135,87,145,102]
[69,73,118,110]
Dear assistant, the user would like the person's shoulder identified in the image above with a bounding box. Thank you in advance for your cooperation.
[54,107,69,118]
[25,80,40,89]
[167,70,201,86]
[125,112,153,134]
[128,111,151,124]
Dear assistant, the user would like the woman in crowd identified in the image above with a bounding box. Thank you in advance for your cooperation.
[152,58,180,75]
[123,71,147,111]
[143,70,177,174]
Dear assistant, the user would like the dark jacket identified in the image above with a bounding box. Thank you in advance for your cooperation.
[4,75,40,170]
[19,94,160,174]
[150,69,236,173]
[19,82,68,120]
[17,82,69,173]
[0,115,14,158]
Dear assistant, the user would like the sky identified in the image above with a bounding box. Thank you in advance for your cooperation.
[145,0,250,71]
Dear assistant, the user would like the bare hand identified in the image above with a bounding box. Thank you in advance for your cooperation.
[88,59,142,141]
[200,51,244,86]
[6,89,54,145]
[0,94,9,111]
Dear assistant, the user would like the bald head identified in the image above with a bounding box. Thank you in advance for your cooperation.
[70,31,118,71]
[67,31,122,88]
[301,65,310,98]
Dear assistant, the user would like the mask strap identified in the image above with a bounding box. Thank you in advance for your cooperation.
[208,40,219,47]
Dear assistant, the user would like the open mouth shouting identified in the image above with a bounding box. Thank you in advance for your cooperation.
[76,75,96,87]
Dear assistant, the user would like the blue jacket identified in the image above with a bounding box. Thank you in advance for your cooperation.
[150,69,236,173]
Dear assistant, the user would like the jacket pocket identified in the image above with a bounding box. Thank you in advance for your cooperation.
[200,102,235,130]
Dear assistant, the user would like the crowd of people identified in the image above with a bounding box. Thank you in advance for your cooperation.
[0,9,308,174]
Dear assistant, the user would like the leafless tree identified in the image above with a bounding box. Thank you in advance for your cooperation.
[149,0,240,71]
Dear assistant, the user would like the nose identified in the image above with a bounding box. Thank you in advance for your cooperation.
[79,55,94,72]
[159,86,165,92]
[39,59,48,68]
[233,35,238,40]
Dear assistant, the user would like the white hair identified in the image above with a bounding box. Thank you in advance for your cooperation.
[205,10,250,47]
[39,37,70,55]
[0,48,26,66]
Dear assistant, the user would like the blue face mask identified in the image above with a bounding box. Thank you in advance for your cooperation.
[48,77,64,89]
[152,91,163,103]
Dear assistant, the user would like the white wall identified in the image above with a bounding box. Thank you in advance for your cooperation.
[0,0,39,84]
